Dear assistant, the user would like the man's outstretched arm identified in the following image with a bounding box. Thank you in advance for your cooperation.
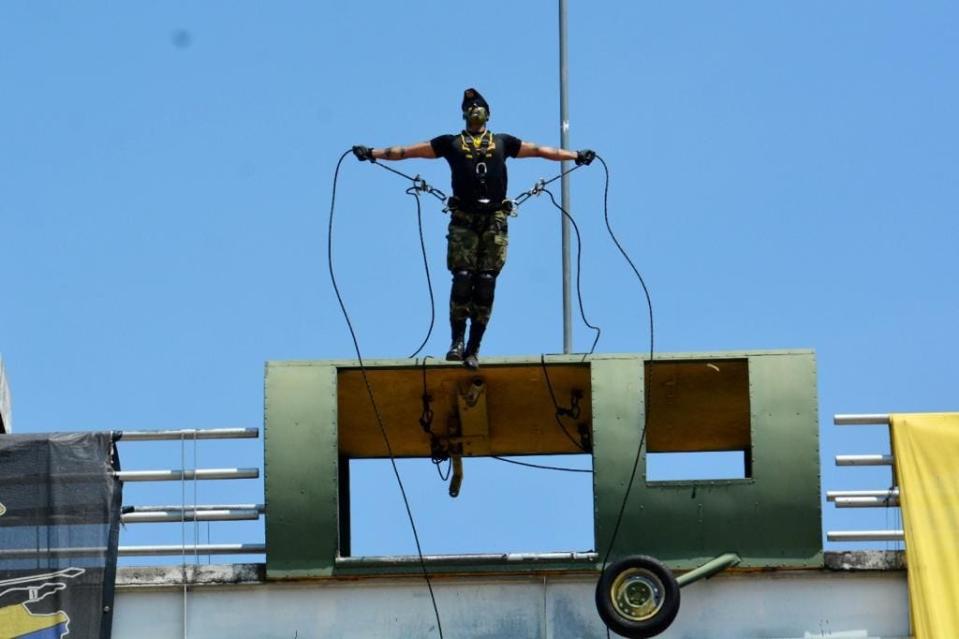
[352,142,437,161]
[516,141,595,165]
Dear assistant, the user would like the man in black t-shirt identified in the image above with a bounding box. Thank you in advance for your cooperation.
[353,88,594,369]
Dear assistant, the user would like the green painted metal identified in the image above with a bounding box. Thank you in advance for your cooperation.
[265,362,339,579]
[263,350,822,578]
[593,351,822,570]
[675,553,741,587]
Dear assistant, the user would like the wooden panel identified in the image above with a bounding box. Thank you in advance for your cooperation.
[645,359,750,452]
[337,363,591,458]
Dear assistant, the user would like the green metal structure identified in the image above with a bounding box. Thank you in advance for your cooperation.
[265,350,821,580]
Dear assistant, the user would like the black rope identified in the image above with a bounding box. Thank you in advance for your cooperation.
[372,160,447,202]
[540,354,589,452]
[336,150,651,639]
[513,162,583,207]
[406,186,436,358]
[367,159,444,358]
[491,455,592,474]
[435,456,453,481]
[328,149,444,639]
[541,186,602,358]
[595,153,655,577]
[418,356,452,470]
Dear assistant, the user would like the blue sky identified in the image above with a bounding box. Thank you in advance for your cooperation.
[2,3,957,562]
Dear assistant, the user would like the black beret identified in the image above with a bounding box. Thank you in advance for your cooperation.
[462,88,490,114]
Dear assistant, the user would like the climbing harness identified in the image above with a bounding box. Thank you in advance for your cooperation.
[462,129,495,201]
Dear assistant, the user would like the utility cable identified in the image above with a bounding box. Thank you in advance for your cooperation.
[328,150,444,639]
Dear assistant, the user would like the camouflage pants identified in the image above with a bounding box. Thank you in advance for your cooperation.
[447,208,509,324]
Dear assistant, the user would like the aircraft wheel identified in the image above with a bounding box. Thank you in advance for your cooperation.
[595,555,680,638]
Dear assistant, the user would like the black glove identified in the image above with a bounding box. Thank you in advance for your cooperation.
[352,145,374,162]
[575,149,596,166]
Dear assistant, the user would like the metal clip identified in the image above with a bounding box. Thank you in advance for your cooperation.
[412,175,429,192]
[475,162,487,179]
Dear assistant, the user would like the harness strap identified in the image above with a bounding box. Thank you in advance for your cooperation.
[459,130,495,160]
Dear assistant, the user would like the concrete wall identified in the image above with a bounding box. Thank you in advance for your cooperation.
[112,564,909,639]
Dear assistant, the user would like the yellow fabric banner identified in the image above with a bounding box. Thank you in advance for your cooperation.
[891,412,959,639]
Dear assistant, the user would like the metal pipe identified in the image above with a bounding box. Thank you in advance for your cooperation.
[833,414,891,425]
[120,544,266,557]
[127,503,265,513]
[676,553,741,588]
[558,0,572,353]
[337,551,598,567]
[0,547,109,558]
[827,489,899,501]
[115,468,259,482]
[834,414,890,425]
[115,427,259,441]
[121,509,261,524]
[0,544,266,558]
[835,454,893,466]
[827,530,904,542]
[834,496,900,508]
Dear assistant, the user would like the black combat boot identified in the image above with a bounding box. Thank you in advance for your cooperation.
[446,318,467,361]
[463,321,487,370]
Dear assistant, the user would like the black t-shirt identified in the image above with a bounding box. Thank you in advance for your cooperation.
[430,132,522,205]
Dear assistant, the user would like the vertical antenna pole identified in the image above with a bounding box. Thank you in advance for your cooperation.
[559,0,572,353]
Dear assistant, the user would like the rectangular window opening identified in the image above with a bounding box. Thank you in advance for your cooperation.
[343,454,595,558]
[336,362,596,560]
[646,450,749,481]
[644,359,752,483]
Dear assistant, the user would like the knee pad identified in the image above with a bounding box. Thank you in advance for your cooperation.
[451,270,473,305]
[472,271,497,308]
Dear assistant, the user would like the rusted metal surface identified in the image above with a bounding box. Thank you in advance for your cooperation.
[825,550,906,572]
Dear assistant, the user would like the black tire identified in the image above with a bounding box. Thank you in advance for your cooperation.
[595,555,681,638]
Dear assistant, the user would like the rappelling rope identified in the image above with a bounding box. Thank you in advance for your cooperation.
[417,355,454,481]
[539,186,602,358]
[517,155,658,638]
[367,160,446,359]
[491,455,592,473]
[540,354,591,452]
[328,149,444,639]
[405,185,436,358]
[334,149,655,639]
[373,159,601,456]
[592,153,655,639]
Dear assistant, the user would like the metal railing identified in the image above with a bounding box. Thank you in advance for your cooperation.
[116,427,264,557]
[826,414,904,543]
